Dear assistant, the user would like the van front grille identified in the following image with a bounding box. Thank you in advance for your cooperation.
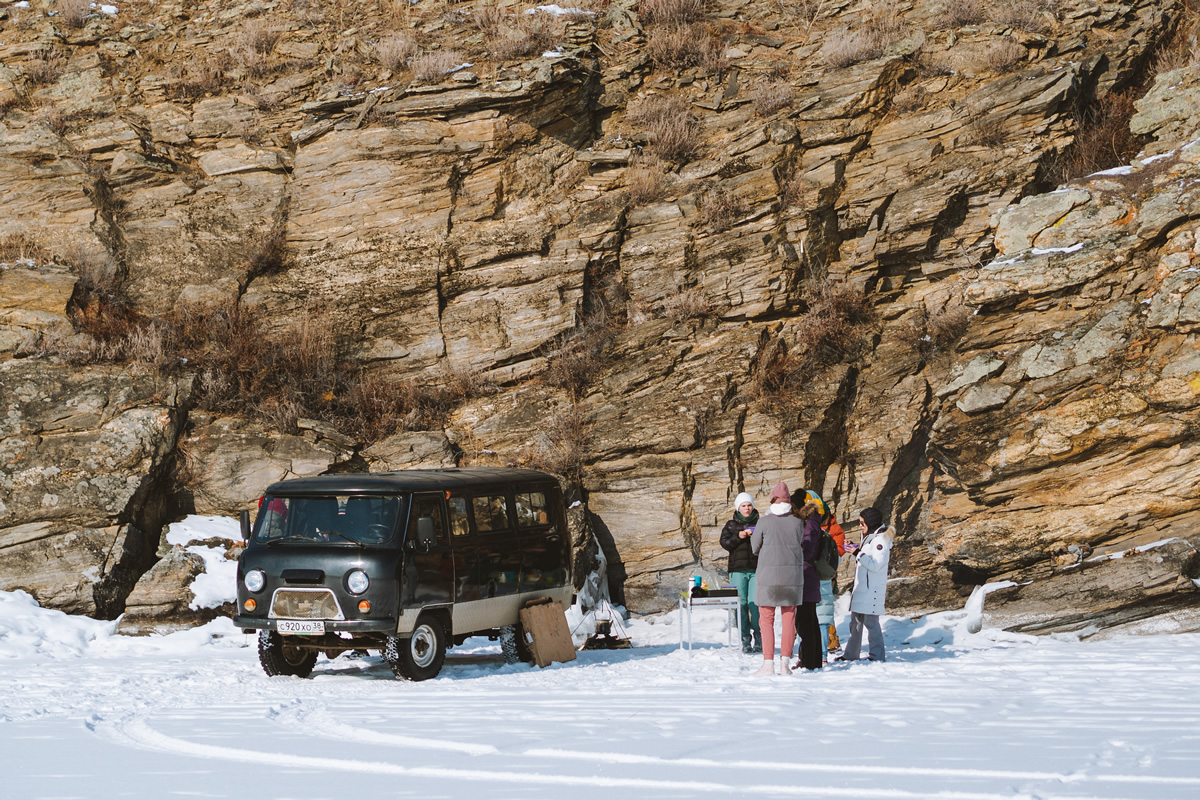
[269,589,345,620]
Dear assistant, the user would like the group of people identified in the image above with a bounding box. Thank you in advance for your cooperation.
[719,481,894,676]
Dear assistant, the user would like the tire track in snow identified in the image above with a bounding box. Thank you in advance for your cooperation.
[267,700,498,756]
[84,712,1145,800]
[254,705,1177,799]
[523,748,1200,789]
[264,698,1200,791]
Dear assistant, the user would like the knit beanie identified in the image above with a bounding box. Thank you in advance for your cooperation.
[733,492,754,510]
[769,481,791,503]
[859,507,884,532]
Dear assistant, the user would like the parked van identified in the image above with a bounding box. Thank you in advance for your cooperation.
[234,468,572,680]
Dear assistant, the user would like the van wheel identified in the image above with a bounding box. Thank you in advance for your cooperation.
[500,623,533,664]
[258,630,317,678]
[383,616,446,681]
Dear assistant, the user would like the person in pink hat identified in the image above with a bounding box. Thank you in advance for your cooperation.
[749,480,806,676]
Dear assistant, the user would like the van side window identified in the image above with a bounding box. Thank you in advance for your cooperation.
[408,494,445,542]
[472,495,509,533]
[448,496,470,537]
[515,492,549,527]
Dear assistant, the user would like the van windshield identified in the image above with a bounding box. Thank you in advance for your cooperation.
[253,494,404,545]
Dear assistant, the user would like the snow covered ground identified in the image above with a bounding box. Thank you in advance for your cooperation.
[4,585,1200,800]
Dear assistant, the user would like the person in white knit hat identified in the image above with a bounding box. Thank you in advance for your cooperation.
[719,491,760,653]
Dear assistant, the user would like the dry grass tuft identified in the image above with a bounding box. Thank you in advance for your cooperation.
[625,154,668,206]
[981,38,1025,72]
[1152,0,1200,74]
[967,112,1006,148]
[544,315,616,401]
[746,284,875,428]
[231,19,282,78]
[986,0,1057,33]
[522,406,590,479]
[902,303,972,360]
[941,0,984,28]
[168,57,228,100]
[628,95,702,163]
[820,2,908,67]
[890,83,927,114]
[661,287,711,322]
[411,50,465,84]
[701,186,747,231]
[647,23,726,74]
[25,47,65,86]
[1044,89,1142,184]
[476,7,567,60]
[374,34,419,72]
[58,0,92,29]
[754,81,794,116]
[638,0,707,26]
[0,233,51,265]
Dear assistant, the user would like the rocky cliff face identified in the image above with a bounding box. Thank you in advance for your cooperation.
[1,0,1197,634]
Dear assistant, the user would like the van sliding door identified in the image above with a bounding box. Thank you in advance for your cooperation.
[471,493,522,600]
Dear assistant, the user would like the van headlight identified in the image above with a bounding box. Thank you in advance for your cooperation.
[244,569,266,593]
[347,570,369,595]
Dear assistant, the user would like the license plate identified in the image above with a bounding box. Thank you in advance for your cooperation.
[277,619,325,635]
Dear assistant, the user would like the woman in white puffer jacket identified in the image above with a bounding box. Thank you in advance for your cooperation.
[839,507,894,662]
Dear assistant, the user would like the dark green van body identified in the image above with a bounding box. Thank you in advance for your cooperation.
[233,468,571,677]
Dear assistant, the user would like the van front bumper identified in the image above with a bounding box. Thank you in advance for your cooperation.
[234,616,397,634]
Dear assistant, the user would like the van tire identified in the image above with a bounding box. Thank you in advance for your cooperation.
[384,616,446,681]
[500,623,533,664]
[258,630,317,678]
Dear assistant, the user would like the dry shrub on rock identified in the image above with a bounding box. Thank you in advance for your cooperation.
[747,284,875,421]
[987,0,1057,33]
[625,154,668,206]
[232,19,282,78]
[647,23,726,73]
[902,303,972,360]
[168,57,228,100]
[473,5,566,61]
[1152,0,1200,73]
[628,95,702,163]
[522,406,590,480]
[544,315,615,400]
[821,2,907,67]
[1044,89,1142,184]
[701,186,747,231]
[754,81,794,116]
[25,47,65,86]
[981,38,1025,72]
[793,283,876,366]
[941,0,984,28]
[638,0,706,26]
[411,50,464,84]
[58,0,92,29]
[0,233,50,265]
[374,34,419,72]
[661,287,711,323]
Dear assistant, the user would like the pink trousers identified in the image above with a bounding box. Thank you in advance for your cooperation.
[758,605,797,659]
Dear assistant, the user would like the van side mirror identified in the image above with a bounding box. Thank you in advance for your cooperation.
[417,516,436,548]
[240,509,251,542]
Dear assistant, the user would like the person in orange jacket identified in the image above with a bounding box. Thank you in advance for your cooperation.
[819,509,846,659]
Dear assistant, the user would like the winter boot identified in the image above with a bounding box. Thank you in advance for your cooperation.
[779,659,793,676]
[751,659,775,676]
[828,626,841,652]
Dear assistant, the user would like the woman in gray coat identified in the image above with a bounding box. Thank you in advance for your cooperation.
[750,480,806,676]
